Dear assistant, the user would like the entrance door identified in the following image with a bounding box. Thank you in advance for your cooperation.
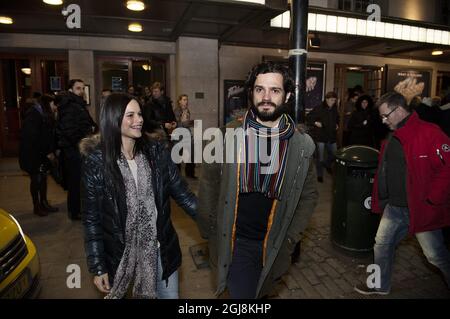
[0,59,31,157]
[437,71,450,98]
[0,54,68,157]
[334,64,383,147]
[97,55,166,99]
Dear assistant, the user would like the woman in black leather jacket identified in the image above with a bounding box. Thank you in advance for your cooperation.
[80,93,197,299]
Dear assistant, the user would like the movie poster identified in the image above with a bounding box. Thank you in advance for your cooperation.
[223,80,247,125]
[305,61,326,112]
[385,65,431,101]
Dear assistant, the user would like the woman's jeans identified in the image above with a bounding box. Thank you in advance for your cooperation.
[156,249,179,299]
[374,204,450,292]
[316,142,337,178]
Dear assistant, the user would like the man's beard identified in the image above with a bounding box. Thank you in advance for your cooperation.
[251,101,289,122]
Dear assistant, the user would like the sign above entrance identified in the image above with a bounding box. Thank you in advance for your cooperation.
[271,12,450,46]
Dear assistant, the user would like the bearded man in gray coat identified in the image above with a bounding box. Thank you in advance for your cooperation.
[198,61,318,299]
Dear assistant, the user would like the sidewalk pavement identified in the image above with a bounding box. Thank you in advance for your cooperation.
[0,158,448,299]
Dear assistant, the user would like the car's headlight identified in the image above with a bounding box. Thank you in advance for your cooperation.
[8,214,27,243]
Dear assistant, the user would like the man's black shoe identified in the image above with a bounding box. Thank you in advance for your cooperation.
[354,284,390,295]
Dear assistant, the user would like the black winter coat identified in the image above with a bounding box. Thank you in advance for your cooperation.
[56,92,97,152]
[348,109,374,146]
[143,96,176,134]
[306,104,339,143]
[80,136,197,282]
[19,106,55,174]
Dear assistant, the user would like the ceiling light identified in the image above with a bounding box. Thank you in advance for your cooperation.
[21,68,31,75]
[0,16,13,24]
[126,1,145,11]
[128,23,142,32]
[142,64,151,71]
[43,0,63,5]
[233,0,265,4]
[431,49,443,56]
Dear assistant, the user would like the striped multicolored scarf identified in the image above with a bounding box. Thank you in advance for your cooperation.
[239,109,295,199]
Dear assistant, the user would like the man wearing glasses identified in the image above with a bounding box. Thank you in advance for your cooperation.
[355,92,450,295]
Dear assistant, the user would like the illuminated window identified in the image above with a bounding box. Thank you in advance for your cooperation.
[338,0,374,13]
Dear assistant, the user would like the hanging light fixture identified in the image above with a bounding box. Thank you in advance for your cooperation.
[431,49,444,56]
[0,16,13,24]
[142,64,151,71]
[128,23,142,32]
[21,68,31,75]
[126,1,145,11]
[43,0,63,5]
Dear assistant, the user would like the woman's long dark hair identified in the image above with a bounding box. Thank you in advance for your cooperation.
[100,93,146,193]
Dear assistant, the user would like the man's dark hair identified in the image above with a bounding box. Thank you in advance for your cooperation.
[376,92,411,112]
[245,61,294,101]
[68,79,84,90]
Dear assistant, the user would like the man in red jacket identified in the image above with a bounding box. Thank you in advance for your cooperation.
[355,92,450,295]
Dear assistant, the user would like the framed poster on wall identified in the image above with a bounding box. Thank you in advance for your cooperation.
[50,76,61,91]
[305,61,326,112]
[224,80,247,125]
[385,65,431,101]
[261,56,326,112]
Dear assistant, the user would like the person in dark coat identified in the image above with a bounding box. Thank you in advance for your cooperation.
[306,91,339,183]
[348,95,375,147]
[142,82,177,141]
[56,79,97,220]
[80,93,197,299]
[19,94,59,216]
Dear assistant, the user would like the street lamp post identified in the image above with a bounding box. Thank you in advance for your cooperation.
[288,0,309,124]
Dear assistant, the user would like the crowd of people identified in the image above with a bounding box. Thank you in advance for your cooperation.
[17,61,450,299]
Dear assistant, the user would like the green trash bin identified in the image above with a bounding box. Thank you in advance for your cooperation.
[331,145,381,253]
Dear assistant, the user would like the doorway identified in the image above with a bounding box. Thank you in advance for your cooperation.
[437,71,450,98]
[96,55,166,98]
[334,64,383,146]
[0,53,68,157]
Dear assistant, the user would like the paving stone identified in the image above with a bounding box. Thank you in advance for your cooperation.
[307,251,324,263]
[313,283,333,299]
[325,257,347,274]
[333,278,354,293]
[289,266,321,298]
[320,262,341,279]
[300,267,321,286]
[311,263,327,277]
[321,276,345,297]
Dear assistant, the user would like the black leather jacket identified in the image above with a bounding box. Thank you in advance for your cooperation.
[80,135,197,282]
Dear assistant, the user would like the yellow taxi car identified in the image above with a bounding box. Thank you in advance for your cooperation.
[0,208,41,298]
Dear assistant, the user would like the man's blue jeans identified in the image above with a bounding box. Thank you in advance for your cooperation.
[374,204,450,292]
[156,249,179,299]
[316,142,337,178]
